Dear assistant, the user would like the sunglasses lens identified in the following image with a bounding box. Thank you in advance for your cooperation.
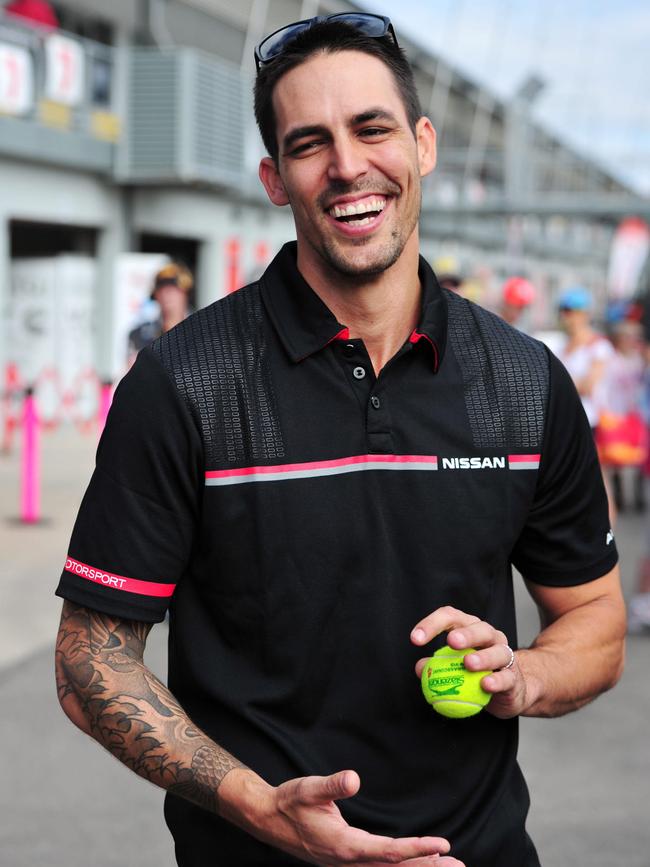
[258,21,313,63]
[256,14,394,66]
[329,13,388,37]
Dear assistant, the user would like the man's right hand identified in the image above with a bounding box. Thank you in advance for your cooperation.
[218,767,464,866]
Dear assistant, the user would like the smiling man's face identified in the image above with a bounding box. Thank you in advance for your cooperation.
[259,49,436,284]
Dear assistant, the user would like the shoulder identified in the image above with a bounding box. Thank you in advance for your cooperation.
[148,281,265,375]
[445,290,550,374]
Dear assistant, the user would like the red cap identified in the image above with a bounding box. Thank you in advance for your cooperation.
[502,277,536,307]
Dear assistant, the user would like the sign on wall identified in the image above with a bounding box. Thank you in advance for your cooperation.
[0,43,33,115]
[44,34,84,106]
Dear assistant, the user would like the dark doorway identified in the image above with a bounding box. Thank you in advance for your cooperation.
[11,221,97,258]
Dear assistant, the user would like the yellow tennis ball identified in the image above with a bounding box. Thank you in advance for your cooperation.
[421,646,492,719]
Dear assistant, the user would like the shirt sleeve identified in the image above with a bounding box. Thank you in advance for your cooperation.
[511,349,618,586]
[55,348,203,621]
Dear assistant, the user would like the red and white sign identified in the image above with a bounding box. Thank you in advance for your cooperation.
[0,43,33,114]
[44,34,84,106]
[607,217,650,301]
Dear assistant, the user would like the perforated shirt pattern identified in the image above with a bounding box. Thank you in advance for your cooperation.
[150,284,285,467]
[446,291,549,450]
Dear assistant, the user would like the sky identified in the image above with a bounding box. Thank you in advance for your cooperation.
[360,0,650,194]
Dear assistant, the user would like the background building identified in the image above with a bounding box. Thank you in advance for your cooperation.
[1,0,649,414]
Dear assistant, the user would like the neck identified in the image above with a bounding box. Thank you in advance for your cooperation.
[297,234,422,375]
[567,323,594,346]
[161,312,185,332]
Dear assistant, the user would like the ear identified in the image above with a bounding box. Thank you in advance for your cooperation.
[415,117,437,177]
[259,157,290,206]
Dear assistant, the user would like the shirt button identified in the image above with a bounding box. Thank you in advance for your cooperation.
[370,396,381,409]
[353,366,366,380]
[344,343,356,356]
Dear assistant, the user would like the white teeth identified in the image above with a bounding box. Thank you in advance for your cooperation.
[330,197,386,219]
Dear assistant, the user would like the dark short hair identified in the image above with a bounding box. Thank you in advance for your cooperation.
[253,20,423,162]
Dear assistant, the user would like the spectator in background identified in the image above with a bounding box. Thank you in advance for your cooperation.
[601,320,646,513]
[629,295,650,633]
[433,256,464,294]
[128,262,194,359]
[436,272,463,293]
[499,276,536,330]
[556,286,613,432]
[556,286,619,524]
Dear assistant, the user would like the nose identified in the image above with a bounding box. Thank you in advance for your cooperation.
[327,136,369,184]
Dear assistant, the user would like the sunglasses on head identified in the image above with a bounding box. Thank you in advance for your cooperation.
[254,13,398,71]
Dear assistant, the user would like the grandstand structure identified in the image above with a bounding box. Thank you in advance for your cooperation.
[1,0,648,385]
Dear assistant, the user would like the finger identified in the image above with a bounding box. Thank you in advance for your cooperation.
[431,859,465,866]
[415,640,511,681]
[356,854,459,866]
[293,770,360,806]
[463,642,512,672]
[341,826,451,862]
[411,606,480,645]
[447,624,507,652]
[480,667,518,694]
[365,856,463,867]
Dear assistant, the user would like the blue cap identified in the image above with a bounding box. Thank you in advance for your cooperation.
[558,286,592,311]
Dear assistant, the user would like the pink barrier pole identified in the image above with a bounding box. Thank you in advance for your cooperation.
[98,380,113,436]
[20,388,40,524]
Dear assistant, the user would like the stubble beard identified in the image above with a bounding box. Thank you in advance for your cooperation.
[316,193,421,281]
[318,227,405,279]
[296,177,421,282]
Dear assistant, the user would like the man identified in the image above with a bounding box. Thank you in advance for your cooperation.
[128,261,194,359]
[55,14,625,867]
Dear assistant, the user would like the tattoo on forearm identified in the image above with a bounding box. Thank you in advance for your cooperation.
[56,601,245,814]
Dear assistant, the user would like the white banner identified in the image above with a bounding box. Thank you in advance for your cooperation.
[112,253,169,380]
[0,43,33,114]
[607,217,650,301]
[44,34,84,106]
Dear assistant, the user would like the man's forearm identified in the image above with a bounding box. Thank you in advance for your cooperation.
[56,603,459,867]
[518,574,626,718]
[55,602,246,813]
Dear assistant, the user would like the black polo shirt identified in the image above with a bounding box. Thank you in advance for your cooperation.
[56,242,617,867]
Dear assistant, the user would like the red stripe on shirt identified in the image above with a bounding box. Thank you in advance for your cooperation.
[409,331,439,371]
[63,556,176,598]
[205,453,439,481]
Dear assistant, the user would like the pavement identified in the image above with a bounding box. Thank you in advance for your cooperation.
[1,426,649,867]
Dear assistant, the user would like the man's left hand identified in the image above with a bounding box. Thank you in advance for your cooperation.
[411,606,531,719]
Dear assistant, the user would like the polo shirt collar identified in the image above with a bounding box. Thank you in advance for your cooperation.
[260,242,447,370]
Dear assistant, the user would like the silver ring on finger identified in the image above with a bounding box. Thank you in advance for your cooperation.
[500,645,515,671]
